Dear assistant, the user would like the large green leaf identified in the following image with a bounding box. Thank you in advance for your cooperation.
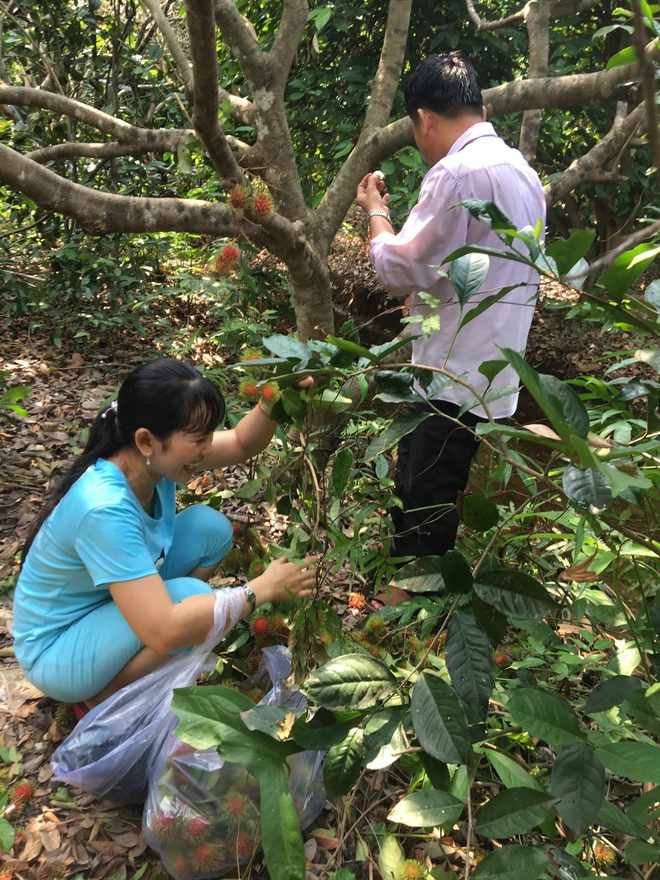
[411,672,470,764]
[378,833,407,880]
[262,333,312,362]
[440,550,473,594]
[472,845,548,879]
[585,675,644,715]
[598,243,660,301]
[475,570,557,619]
[445,611,494,719]
[387,789,464,828]
[550,744,605,836]
[563,465,614,511]
[323,727,365,799]
[545,229,596,277]
[486,750,543,791]
[622,687,660,736]
[259,763,307,880]
[507,688,586,747]
[301,654,397,711]
[0,817,14,853]
[330,447,354,498]
[596,741,660,783]
[450,252,490,306]
[396,556,446,593]
[538,374,589,440]
[365,412,431,461]
[291,709,355,750]
[462,494,499,531]
[645,279,660,312]
[171,685,259,750]
[476,787,557,838]
[597,798,651,838]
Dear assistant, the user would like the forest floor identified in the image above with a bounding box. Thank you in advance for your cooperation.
[0,232,651,880]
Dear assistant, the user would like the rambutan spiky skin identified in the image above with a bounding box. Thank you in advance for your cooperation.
[237,378,261,402]
[365,615,386,633]
[348,593,366,611]
[243,348,263,361]
[183,813,211,840]
[250,615,270,637]
[214,242,241,276]
[151,810,176,838]
[246,687,264,704]
[235,831,254,860]
[402,859,430,880]
[247,558,267,580]
[259,382,280,405]
[191,842,219,870]
[229,185,250,210]
[249,190,274,220]
[269,612,289,637]
[10,782,34,807]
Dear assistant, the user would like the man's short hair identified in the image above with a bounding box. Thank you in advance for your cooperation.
[405,52,483,120]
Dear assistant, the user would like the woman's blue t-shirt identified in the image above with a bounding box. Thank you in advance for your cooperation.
[13,459,176,674]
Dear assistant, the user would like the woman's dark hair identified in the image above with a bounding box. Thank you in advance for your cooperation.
[22,358,225,564]
[405,52,482,120]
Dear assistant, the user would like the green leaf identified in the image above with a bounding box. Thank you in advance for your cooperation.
[387,789,464,828]
[378,833,407,880]
[171,685,254,749]
[263,334,312,361]
[373,370,414,394]
[596,741,660,783]
[538,375,589,440]
[450,252,490,306]
[462,494,499,531]
[545,229,596,277]
[291,710,355,750]
[622,687,660,736]
[365,412,431,461]
[323,727,365,799]
[241,705,303,739]
[606,44,637,69]
[330,448,354,497]
[597,798,651,838]
[478,358,509,384]
[486,750,543,790]
[0,817,14,852]
[445,611,494,719]
[472,845,548,879]
[411,672,470,764]
[440,550,473,594]
[301,654,397,711]
[625,839,660,864]
[645,279,660,312]
[260,762,307,880]
[550,744,605,836]
[563,465,614,512]
[585,675,644,714]
[325,335,376,363]
[453,199,517,234]
[507,688,586,747]
[475,570,557,619]
[396,556,446,593]
[476,787,557,838]
[459,287,521,332]
[598,243,660,300]
[628,785,660,826]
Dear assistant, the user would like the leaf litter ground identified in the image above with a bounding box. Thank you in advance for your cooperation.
[0,246,654,880]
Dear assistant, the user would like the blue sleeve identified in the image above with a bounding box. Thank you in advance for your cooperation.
[74,504,158,586]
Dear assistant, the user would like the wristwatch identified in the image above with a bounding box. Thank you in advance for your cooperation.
[368,209,391,221]
[244,585,257,613]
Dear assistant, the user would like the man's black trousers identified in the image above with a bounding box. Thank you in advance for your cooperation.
[391,401,484,559]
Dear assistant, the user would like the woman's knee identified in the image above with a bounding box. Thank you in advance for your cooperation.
[172,505,233,567]
[164,576,214,604]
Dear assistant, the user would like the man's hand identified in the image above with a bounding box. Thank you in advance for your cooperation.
[356,172,390,214]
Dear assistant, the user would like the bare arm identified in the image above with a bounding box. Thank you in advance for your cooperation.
[109,555,317,654]
[202,402,277,470]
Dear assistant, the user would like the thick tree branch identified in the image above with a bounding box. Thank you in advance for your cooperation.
[269,0,309,78]
[519,0,551,162]
[363,0,413,130]
[466,0,602,32]
[631,0,660,172]
[551,0,602,16]
[465,0,527,32]
[141,0,194,96]
[544,102,646,205]
[184,0,244,184]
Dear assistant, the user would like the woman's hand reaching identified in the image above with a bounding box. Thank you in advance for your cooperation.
[249,555,318,606]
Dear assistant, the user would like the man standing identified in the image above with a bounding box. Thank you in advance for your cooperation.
[356,51,546,561]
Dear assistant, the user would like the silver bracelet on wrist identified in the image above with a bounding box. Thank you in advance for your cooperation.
[244,585,257,613]
[367,209,391,222]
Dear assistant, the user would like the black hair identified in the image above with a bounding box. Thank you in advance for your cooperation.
[22,358,225,564]
[404,52,483,120]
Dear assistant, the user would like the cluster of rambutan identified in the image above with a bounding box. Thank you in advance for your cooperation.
[351,614,447,665]
[221,521,270,583]
[227,182,275,221]
[212,241,242,277]
[237,377,281,409]
[3,781,34,819]
[146,778,260,879]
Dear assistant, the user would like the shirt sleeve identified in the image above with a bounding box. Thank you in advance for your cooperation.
[74,504,159,586]
[370,165,469,299]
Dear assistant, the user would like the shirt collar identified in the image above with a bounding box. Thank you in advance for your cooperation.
[448,121,497,156]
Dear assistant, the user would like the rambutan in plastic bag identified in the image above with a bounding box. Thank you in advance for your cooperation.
[142,646,325,880]
[50,587,247,804]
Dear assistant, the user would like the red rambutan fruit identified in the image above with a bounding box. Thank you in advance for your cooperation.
[172,855,190,878]
[269,612,289,637]
[365,615,386,633]
[249,190,274,220]
[247,558,266,580]
[246,687,265,704]
[183,813,211,840]
[192,843,218,869]
[348,593,366,611]
[235,831,254,860]
[10,782,34,806]
[238,378,261,402]
[259,382,280,405]
[151,809,176,837]
[229,185,250,210]
[225,795,246,817]
[250,615,270,637]
[243,348,263,361]
[231,521,243,536]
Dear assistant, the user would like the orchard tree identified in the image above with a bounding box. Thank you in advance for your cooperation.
[0,0,659,340]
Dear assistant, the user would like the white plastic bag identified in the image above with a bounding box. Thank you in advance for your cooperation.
[50,588,246,804]
[142,646,326,880]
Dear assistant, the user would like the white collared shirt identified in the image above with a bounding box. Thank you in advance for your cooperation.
[370,122,546,418]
